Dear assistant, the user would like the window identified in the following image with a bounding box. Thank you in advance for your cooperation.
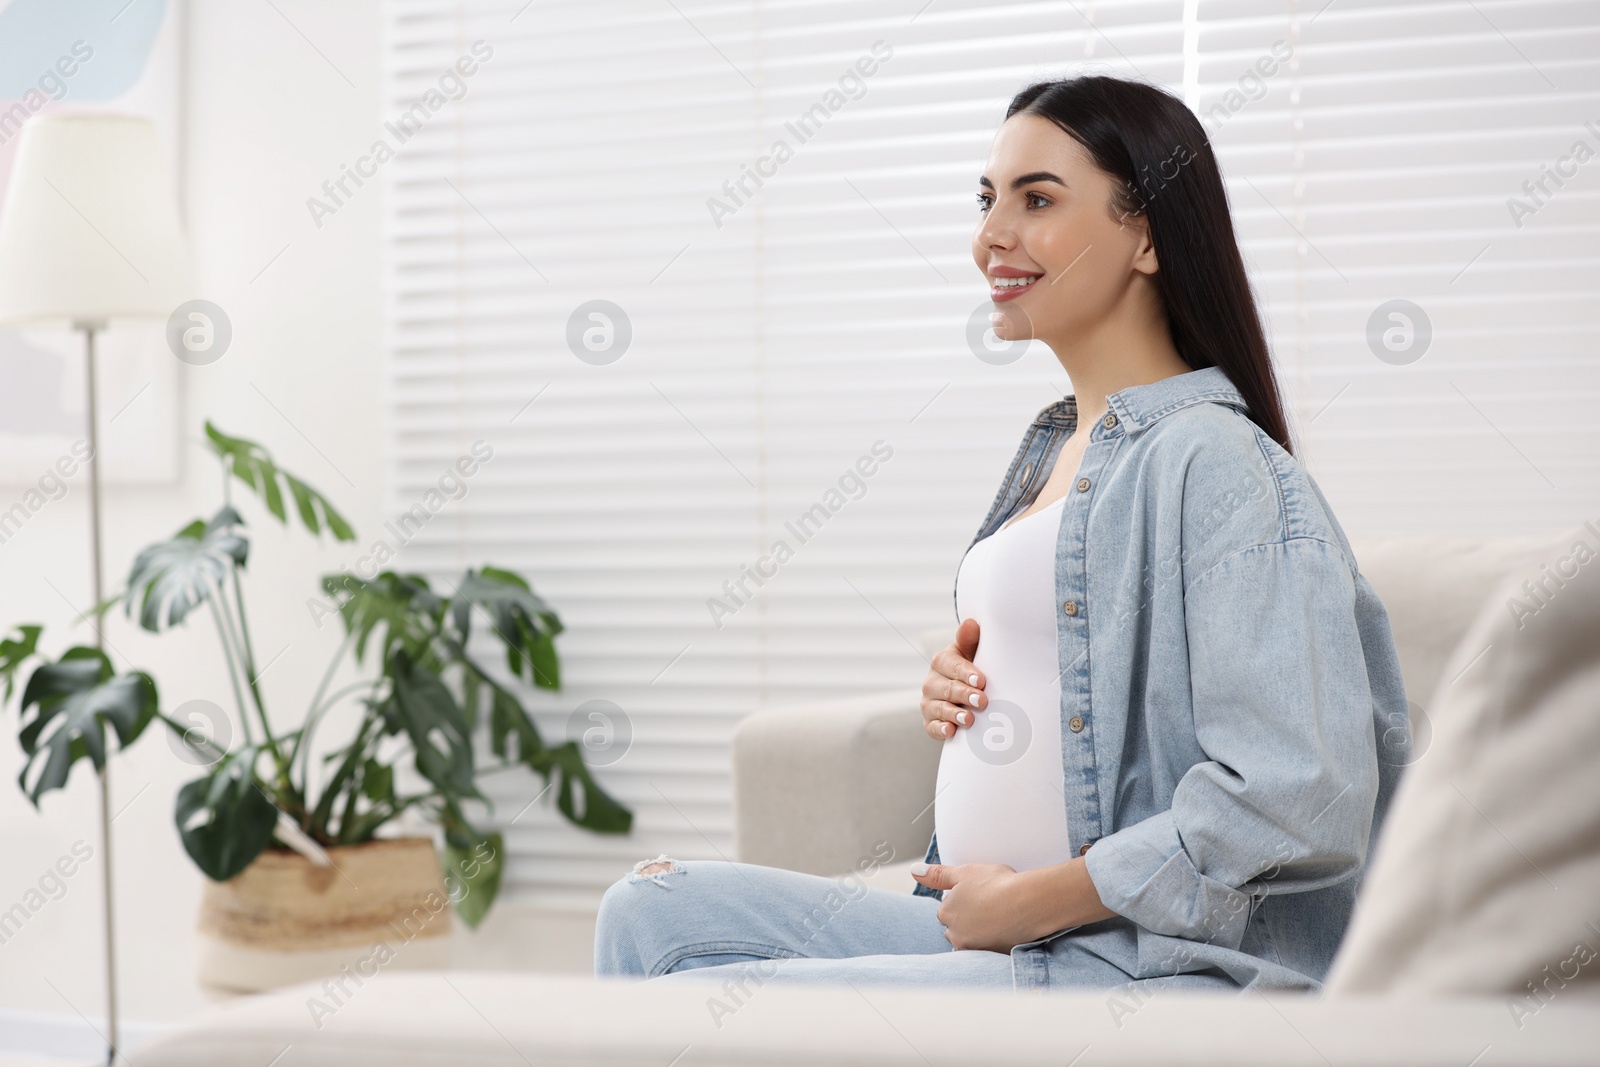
[384,0,1596,905]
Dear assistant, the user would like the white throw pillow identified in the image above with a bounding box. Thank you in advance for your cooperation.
[1326,525,1600,1016]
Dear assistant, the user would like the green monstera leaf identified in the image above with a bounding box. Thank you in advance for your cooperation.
[175,746,279,881]
[443,828,504,930]
[204,421,355,541]
[449,566,563,690]
[527,740,633,835]
[125,506,248,631]
[377,649,477,797]
[0,624,41,702]
[487,686,631,836]
[322,571,443,667]
[16,647,157,805]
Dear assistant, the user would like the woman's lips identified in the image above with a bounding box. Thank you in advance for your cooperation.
[989,275,1041,302]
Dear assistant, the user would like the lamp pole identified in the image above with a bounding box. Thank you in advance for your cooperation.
[78,318,120,1066]
[0,113,192,1067]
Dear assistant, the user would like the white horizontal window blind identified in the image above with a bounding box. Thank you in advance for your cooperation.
[384,0,1596,907]
[1198,0,1599,532]
[383,0,1185,907]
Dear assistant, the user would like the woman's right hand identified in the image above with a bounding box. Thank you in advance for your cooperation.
[921,617,987,740]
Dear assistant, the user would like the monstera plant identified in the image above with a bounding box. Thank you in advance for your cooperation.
[1,422,630,927]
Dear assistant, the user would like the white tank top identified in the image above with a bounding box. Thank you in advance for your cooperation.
[933,495,1074,872]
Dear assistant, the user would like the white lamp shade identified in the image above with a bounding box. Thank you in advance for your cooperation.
[0,112,194,327]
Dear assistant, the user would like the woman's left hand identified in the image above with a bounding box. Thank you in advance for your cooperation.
[910,857,1118,952]
[909,861,1037,952]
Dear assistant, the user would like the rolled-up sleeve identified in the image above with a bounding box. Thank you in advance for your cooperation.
[1082,537,1380,948]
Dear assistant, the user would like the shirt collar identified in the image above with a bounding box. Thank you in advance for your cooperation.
[1033,365,1250,433]
[1106,365,1250,432]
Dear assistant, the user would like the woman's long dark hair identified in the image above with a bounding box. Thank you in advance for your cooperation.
[1006,76,1294,455]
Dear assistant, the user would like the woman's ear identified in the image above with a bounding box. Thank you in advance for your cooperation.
[1128,213,1160,276]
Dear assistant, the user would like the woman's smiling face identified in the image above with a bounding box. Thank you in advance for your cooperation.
[972,112,1157,347]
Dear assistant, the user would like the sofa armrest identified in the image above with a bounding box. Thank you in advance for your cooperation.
[732,689,939,876]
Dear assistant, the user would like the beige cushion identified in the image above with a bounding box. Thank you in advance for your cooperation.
[732,691,939,877]
[1347,536,1547,705]
[134,970,1598,1066]
[1327,526,1600,1002]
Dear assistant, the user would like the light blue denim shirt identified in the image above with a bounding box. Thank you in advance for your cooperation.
[915,365,1410,993]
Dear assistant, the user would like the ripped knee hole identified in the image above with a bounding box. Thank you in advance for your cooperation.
[628,853,683,885]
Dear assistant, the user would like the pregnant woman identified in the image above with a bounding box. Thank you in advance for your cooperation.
[595,74,1410,995]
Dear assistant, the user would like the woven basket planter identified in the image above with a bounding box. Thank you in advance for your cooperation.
[195,836,453,992]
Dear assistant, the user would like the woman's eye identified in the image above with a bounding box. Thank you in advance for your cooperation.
[974,191,1051,213]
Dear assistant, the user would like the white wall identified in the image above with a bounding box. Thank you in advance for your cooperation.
[0,0,386,1024]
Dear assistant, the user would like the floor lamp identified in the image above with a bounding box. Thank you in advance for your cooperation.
[0,113,193,1065]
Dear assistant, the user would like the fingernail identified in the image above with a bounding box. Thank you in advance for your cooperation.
[956,711,970,725]
[911,862,929,876]
[968,674,978,686]
[968,692,983,708]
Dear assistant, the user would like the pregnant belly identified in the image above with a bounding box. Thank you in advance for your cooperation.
[933,677,1074,872]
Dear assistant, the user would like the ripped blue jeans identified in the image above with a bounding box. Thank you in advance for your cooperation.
[593,855,1024,992]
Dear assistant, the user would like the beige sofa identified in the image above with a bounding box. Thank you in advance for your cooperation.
[137,535,1600,1064]
[733,537,1549,881]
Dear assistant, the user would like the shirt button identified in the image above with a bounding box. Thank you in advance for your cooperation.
[1103,413,1117,429]
[1062,599,1078,616]
[1076,477,1090,492]
[1078,842,1092,857]
[1069,715,1085,733]
[1020,462,1033,484]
